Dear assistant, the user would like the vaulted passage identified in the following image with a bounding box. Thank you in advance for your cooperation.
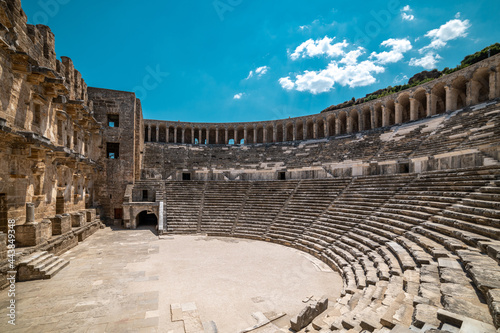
[136,211,158,227]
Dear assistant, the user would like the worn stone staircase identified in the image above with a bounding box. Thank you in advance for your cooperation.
[17,251,69,282]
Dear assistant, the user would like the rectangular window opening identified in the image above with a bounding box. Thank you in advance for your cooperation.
[182,173,191,181]
[107,142,120,159]
[398,163,410,174]
[278,172,286,180]
[142,190,148,200]
[108,114,120,128]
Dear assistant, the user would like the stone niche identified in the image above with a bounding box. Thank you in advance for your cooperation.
[50,214,71,235]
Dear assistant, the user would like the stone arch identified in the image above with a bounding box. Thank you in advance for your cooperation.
[327,115,336,137]
[277,123,284,142]
[206,126,215,144]
[286,122,294,141]
[236,126,245,144]
[184,126,193,144]
[175,126,182,143]
[168,126,175,143]
[431,82,446,115]
[471,67,491,104]
[384,100,395,126]
[256,125,264,144]
[136,210,158,228]
[159,125,167,143]
[245,126,254,144]
[373,103,383,128]
[266,124,274,143]
[295,121,303,140]
[349,110,359,134]
[412,89,427,120]
[451,76,467,110]
[306,119,314,140]
[227,127,235,144]
[338,111,347,135]
[398,93,411,123]
[361,107,371,131]
[317,118,325,138]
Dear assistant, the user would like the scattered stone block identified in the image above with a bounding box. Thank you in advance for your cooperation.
[290,297,328,332]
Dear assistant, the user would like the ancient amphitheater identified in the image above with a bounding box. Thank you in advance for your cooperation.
[1,0,500,332]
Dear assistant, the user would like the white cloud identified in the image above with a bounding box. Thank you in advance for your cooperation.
[233,93,244,100]
[401,5,415,21]
[290,37,348,60]
[340,48,364,65]
[409,52,442,69]
[283,58,385,94]
[370,38,412,64]
[246,66,269,80]
[421,17,471,53]
[279,77,295,90]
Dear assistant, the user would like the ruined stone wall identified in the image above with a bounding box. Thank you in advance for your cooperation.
[0,0,102,234]
[88,88,142,221]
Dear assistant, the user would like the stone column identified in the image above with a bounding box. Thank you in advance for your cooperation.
[166,127,170,143]
[282,123,287,142]
[181,128,185,144]
[490,70,498,100]
[174,127,178,144]
[382,106,389,127]
[395,103,403,124]
[26,203,35,223]
[444,85,457,112]
[303,120,307,139]
[466,80,477,106]
[313,120,318,139]
[244,127,248,144]
[335,119,340,135]
[263,127,267,143]
[410,98,418,121]
[190,128,194,144]
[253,126,257,144]
[347,117,353,134]
[323,119,327,138]
[147,125,151,142]
[426,92,434,116]
[293,123,297,141]
[234,129,237,144]
[273,124,277,143]
[225,128,229,144]
[156,125,160,142]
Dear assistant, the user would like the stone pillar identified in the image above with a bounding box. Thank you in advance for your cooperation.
[215,127,219,144]
[323,119,327,138]
[466,80,476,106]
[273,124,277,143]
[490,70,498,100]
[303,120,307,139]
[444,85,457,111]
[410,98,418,121]
[347,117,353,134]
[253,126,257,144]
[225,128,229,144]
[293,123,297,141]
[381,106,388,127]
[190,128,194,144]
[313,121,318,139]
[156,125,160,142]
[263,127,267,143]
[283,123,287,142]
[26,203,35,223]
[147,125,151,142]
[181,128,185,144]
[234,129,237,144]
[426,92,435,116]
[244,127,248,144]
[395,103,403,124]
[335,119,340,135]
[166,127,170,143]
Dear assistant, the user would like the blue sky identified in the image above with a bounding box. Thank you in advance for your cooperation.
[23,0,500,123]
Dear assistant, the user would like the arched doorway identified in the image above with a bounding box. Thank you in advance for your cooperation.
[136,211,158,227]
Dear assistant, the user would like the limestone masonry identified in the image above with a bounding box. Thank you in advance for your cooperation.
[1,0,500,332]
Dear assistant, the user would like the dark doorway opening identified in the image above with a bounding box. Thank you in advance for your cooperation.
[398,163,410,174]
[182,173,192,181]
[278,172,287,180]
[137,211,158,227]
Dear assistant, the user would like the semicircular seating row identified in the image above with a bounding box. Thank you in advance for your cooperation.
[160,165,500,332]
